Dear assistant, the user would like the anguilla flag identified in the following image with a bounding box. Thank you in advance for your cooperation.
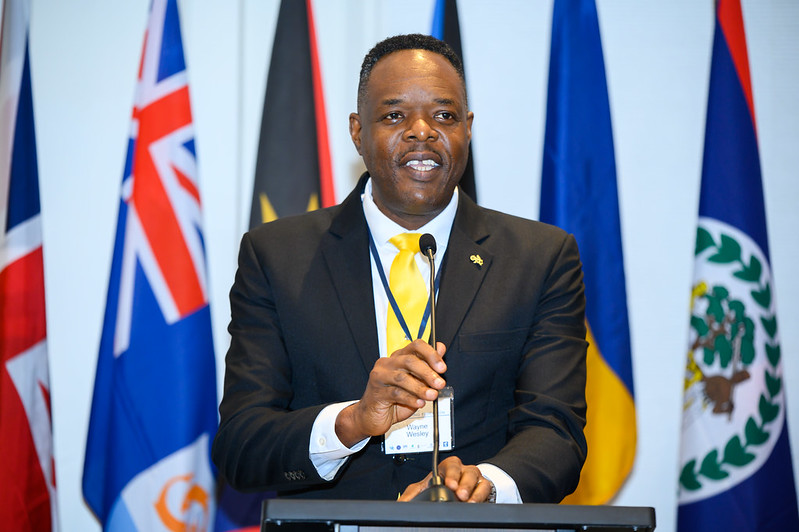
[82,0,218,529]
[677,1,799,530]
[430,0,477,203]
[540,0,636,504]
[0,0,58,529]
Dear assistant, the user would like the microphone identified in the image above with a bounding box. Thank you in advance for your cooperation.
[419,233,436,257]
[414,233,456,502]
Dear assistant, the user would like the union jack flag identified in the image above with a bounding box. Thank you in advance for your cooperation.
[0,1,58,530]
[82,0,218,530]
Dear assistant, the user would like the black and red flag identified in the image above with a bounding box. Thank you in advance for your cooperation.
[431,0,477,203]
[216,1,334,530]
[249,0,335,230]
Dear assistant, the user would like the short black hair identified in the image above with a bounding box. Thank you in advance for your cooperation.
[357,34,467,111]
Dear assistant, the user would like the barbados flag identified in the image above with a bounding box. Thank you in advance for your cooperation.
[82,0,218,529]
[540,0,636,504]
[677,1,799,530]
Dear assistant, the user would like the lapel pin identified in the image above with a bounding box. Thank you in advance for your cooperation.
[469,254,483,268]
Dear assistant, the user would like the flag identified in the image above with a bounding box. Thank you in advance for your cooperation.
[248,0,334,229]
[0,0,58,529]
[677,1,799,529]
[81,0,218,529]
[430,0,477,203]
[539,0,636,505]
[214,1,334,530]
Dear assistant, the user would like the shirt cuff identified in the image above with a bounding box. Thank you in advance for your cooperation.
[309,401,370,480]
[477,463,522,504]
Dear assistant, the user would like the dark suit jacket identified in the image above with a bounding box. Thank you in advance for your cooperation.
[212,176,587,503]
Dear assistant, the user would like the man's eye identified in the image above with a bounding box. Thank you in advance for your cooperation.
[383,112,403,122]
[436,112,455,121]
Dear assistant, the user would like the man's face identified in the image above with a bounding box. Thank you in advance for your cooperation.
[350,49,473,230]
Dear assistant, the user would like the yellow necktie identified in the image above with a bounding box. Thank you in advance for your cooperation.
[386,233,429,356]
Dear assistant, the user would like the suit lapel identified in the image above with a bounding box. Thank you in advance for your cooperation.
[436,194,493,348]
[321,176,380,373]
[319,179,493,369]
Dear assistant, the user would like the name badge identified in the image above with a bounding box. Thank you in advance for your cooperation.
[384,386,454,454]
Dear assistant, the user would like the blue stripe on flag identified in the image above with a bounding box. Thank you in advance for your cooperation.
[157,0,186,82]
[540,0,633,395]
[7,42,39,231]
[431,0,445,39]
[699,18,769,259]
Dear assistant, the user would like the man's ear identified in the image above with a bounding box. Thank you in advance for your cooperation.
[349,113,363,155]
[466,111,474,141]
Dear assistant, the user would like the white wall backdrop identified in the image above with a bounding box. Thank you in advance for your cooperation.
[21,1,799,531]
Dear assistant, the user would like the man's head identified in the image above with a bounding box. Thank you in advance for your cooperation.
[350,35,473,230]
[357,34,467,112]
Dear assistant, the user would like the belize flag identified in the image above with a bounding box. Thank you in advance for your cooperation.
[540,0,636,504]
[677,1,799,530]
[0,0,58,529]
[82,0,219,530]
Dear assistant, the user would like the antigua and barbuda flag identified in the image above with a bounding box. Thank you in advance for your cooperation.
[677,1,799,530]
[540,0,636,504]
[82,0,218,530]
[216,2,333,530]
[0,0,59,529]
[430,0,477,203]
[248,0,334,230]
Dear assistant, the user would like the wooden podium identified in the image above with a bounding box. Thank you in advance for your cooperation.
[261,499,656,531]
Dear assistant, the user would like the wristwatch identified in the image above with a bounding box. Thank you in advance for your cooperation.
[484,479,497,503]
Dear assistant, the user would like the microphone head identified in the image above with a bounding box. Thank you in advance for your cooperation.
[419,233,437,256]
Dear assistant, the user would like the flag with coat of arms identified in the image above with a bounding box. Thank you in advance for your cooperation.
[677,1,799,530]
[82,0,218,529]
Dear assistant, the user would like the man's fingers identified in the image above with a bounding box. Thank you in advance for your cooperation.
[350,340,449,440]
[390,339,447,374]
[376,344,447,400]
[468,477,494,503]
[438,457,490,503]
[398,474,432,502]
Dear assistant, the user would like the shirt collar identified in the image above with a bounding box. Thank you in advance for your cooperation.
[361,177,458,257]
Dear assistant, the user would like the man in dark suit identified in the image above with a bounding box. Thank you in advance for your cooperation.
[212,34,587,504]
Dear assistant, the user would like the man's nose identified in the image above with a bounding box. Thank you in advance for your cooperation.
[404,116,438,141]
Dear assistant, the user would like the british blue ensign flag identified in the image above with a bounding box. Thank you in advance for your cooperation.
[82,0,218,529]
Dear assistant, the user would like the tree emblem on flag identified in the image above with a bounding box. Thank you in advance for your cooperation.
[685,281,754,417]
[679,218,783,502]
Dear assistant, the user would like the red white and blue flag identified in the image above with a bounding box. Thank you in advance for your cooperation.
[677,1,799,530]
[82,0,218,529]
[0,0,58,530]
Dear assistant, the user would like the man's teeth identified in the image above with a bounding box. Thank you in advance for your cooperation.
[405,160,439,171]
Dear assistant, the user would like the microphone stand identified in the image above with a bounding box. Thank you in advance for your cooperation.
[414,237,456,502]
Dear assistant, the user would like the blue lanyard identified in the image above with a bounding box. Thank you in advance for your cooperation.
[368,230,442,346]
